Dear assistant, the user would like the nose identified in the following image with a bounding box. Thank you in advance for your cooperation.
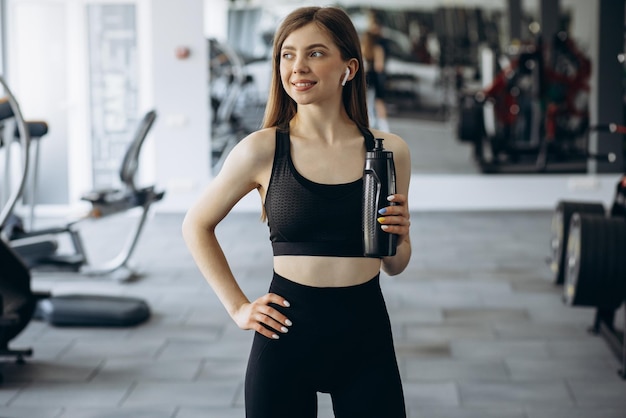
[292,56,309,74]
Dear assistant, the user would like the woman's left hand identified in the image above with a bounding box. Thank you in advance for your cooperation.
[377,194,410,245]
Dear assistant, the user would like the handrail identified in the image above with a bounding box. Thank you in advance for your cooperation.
[0,75,31,231]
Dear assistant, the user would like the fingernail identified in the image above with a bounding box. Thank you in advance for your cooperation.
[387,195,394,201]
[283,300,291,307]
[378,208,387,215]
[381,225,390,231]
[285,319,293,326]
[377,217,385,223]
[281,326,289,333]
[272,334,280,339]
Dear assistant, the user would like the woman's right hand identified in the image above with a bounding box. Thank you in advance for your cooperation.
[233,293,292,339]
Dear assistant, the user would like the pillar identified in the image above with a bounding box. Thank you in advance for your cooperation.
[588,0,625,173]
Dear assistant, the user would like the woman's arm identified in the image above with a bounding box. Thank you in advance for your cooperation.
[182,129,292,339]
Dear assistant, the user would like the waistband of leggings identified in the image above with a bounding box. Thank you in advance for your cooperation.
[270,270,380,298]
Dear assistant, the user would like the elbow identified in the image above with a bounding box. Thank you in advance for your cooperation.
[181,212,195,244]
[181,209,217,245]
[382,262,408,277]
[181,210,202,244]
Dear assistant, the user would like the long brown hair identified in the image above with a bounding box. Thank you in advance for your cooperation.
[261,6,369,130]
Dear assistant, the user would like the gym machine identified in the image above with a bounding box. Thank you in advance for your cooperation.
[547,124,626,380]
[458,32,598,174]
[0,76,150,381]
[563,208,626,380]
[3,109,164,282]
[0,77,50,379]
[209,38,263,173]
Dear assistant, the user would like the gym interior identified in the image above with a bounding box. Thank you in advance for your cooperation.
[1,0,625,417]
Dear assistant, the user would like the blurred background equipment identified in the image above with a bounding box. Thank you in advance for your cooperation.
[546,124,626,380]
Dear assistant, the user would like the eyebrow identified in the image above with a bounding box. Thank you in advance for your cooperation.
[281,43,330,51]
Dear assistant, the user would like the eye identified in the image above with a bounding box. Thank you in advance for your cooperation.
[310,51,323,57]
[281,52,293,60]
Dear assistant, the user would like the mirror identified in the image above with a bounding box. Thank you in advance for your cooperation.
[207,0,622,177]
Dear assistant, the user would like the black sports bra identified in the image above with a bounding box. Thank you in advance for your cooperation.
[264,126,376,257]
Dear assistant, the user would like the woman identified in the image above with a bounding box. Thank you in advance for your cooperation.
[182,6,411,417]
[361,11,390,132]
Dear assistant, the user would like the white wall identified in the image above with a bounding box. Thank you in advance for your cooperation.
[8,0,70,205]
[5,0,210,215]
[141,0,210,212]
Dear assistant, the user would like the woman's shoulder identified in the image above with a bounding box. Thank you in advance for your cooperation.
[217,127,277,178]
[232,127,277,162]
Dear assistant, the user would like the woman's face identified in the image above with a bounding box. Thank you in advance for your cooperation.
[279,23,349,106]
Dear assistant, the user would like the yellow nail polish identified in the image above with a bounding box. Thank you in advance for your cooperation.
[377,217,385,223]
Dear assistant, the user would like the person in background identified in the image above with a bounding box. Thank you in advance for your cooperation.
[361,10,390,132]
[182,5,411,418]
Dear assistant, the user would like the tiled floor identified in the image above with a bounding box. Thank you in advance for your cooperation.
[1,209,625,418]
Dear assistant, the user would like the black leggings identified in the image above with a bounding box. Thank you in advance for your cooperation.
[244,272,406,418]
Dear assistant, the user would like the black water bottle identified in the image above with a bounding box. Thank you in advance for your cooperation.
[362,137,397,257]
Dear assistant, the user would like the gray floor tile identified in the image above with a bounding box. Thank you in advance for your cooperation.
[0,358,101,383]
[127,322,222,343]
[403,381,460,406]
[546,338,617,359]
[566,378,626,407]
[458,381,573,406]
[442,307,530,324]
[157,338,250,362]
[175,407,244,418]
[9,382,134,407]
[395,341,453,359]
[392,285,486,309]
[405,359,509,381]
[506,358,618,381]
[0,407,63,418]
[405,323,496,344]
[122,381,241,408]
[8,341,74,361]
[526,304,598,324]
[493,321,591,339]
[410,406,526,418]
[58,340,164,361]
[0,382,23,405]
[525,406,626,418]
[91,359,201,382]
[197,359,248,380]
[57,407,176,418]
[387,307,445,325]
[450,340,551,360]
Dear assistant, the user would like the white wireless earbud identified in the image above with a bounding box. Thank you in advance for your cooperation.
[341,68,350,86]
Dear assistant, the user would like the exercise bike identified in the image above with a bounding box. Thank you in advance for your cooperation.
[0,78,39,379]
[2,102,164,282]
[0,75,150,356]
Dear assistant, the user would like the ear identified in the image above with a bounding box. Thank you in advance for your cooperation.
[341,59,359,86]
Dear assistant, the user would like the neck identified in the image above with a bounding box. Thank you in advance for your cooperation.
[290,105,354,144]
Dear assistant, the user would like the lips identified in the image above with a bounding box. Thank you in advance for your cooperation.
[291,80,317,89]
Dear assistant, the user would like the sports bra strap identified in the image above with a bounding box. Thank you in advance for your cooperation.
[275,127,290,158]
